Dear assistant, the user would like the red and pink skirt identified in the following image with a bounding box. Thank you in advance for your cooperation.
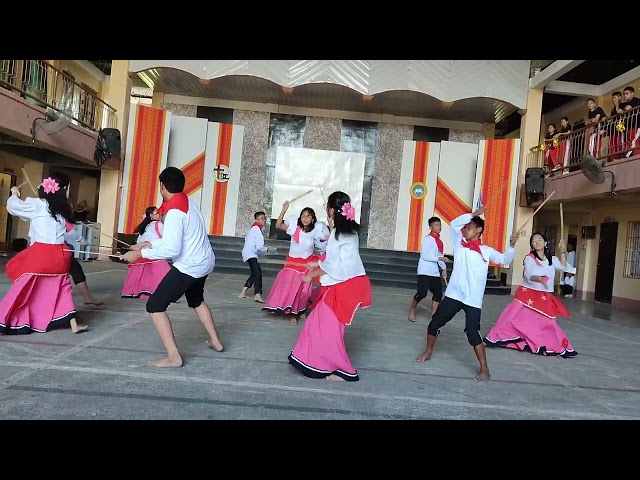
[288,275,372,381]
[121,258,171,299]
[484,287,577,358]
[262,254,318,316]
[1,242,76,334]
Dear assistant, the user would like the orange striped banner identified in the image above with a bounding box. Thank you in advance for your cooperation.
[479,139,515,256]
[209,123,233,235]
[123,106,167,234]
[406,141,430,252]
[182,152,205,197]
[434,178,471,225]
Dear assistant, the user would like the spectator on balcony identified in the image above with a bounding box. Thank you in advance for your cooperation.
[585,98,607,157]
[556,117,572,173]
[608,92,625,160]
[543,124,560,171]
[560,240,576,298]
[618,86,640,158]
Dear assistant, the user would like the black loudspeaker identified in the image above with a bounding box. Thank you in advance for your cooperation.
[581,226,596,239]
[94,128,121,167]
[524,167,545,205]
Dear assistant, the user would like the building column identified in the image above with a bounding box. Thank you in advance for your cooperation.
[96,60,131,257]
[151,91,164,108]
[507,88,543,291]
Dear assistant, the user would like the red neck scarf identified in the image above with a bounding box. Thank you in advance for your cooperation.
[251,222,263,230]
[429,231,443,254]
[157,193,189,215]
[292,226,302,243]
[461,238,486,262]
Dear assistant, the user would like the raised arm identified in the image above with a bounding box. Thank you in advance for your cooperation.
[275,201,290,231]
[6,195,38,221]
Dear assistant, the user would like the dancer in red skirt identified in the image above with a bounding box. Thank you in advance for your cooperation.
[288,191,372,382]
[263,201,326,324]
[484,232,577,358]
[121,206,171,299]
[0,172,88,334]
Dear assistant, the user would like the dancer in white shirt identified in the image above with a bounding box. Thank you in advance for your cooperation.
[484,232,577,358]
[408,216,450,322]
[121,206,171,299]
[120,167,223,367]
[415,205,518,381]
[0,172,87,334]
[239,211,270,303]
[288,191,372,382]
[263,201,325,324]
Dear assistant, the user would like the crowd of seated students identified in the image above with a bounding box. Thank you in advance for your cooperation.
[541,86,640,175]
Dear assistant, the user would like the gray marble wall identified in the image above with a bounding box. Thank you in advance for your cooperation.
[160,103,197,118]
[232,110,271,236]
[303,116,341,151]
[449,129,484,144]
[367,123,414,250]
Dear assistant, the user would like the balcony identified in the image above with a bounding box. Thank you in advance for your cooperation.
[523,106,640,205]
[0,60,119,169]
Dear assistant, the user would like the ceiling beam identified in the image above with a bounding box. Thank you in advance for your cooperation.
[598,64,640,95]
[545,80,600,97]
[529,60,585,89]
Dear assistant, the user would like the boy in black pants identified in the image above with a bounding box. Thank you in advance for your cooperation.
[239,211,270,303]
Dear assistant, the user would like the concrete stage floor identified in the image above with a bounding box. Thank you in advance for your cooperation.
[0,259,638,420]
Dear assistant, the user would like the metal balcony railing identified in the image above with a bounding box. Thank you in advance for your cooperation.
[525,105,640,175]
[0,60,117,133]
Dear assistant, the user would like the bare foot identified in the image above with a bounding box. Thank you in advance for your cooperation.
[239,287,248,299]
[70,318,89,334]
[84,298,103,306]
[147,356,183,368]
[415,350,432,362]
[327,374,345,382]
[408,309,416,322]
[254,294,264,303]
[290,316,299,325]
[474,370,491,382]
[206,339,224,352]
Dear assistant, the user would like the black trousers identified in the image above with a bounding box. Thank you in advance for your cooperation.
[244,257,262,294]
[427,296,483,347]
[147,266,207,313]
[69,257,86,285]
[414,275,443,303]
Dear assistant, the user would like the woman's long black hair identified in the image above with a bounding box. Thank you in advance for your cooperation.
[327,191,360,240]
[135,206,157,236]
[297,207,317,233]
[39,171,72,222]
[529,232,553,265]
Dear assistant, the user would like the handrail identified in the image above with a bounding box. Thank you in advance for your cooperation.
[525,104,640,173]
[0,60,117,133]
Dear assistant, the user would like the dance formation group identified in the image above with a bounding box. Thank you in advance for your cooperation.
[0,166,578,382]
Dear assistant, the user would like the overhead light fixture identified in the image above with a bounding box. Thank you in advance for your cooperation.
[198,78,211,85]
[282,87,294,95]
[442,101,455,109]
[362,95,374,103]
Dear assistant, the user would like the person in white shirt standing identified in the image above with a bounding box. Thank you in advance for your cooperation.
[263,201,325,325]
[288,191,372,382]
[120,167,223,368]
[415,205,518,381]
[239,211,270,303]
[408,216,451,323]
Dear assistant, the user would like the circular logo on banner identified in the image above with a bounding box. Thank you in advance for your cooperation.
[213,164,230,183]
[410,182,427,200]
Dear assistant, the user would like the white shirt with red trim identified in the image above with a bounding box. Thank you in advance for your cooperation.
[141,197,214,278]
[445,213,516,309]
